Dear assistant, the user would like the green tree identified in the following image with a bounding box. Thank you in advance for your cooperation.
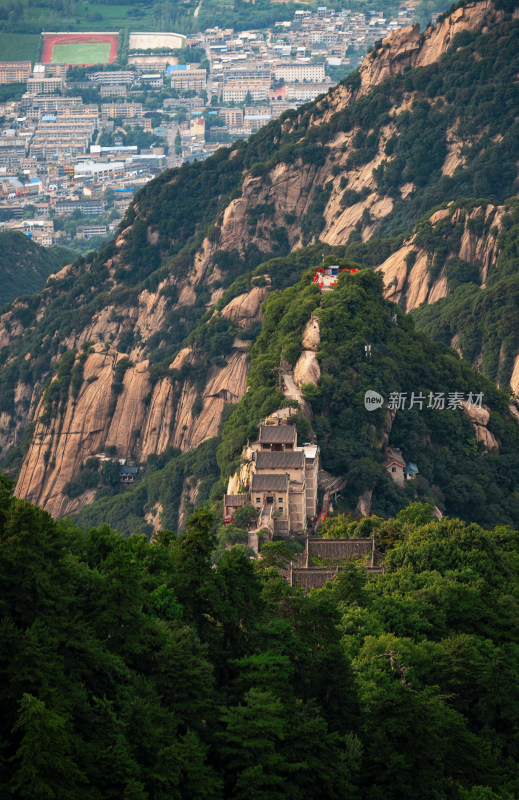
[218,688,287,800]
[170,509,218,634]
[174,129,182,155]
[10,694,85,799]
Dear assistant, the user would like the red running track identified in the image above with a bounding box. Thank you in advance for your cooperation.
[41,33,119,65]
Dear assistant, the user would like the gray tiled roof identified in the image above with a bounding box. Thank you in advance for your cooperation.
[224,495,247,507]
[291,568,338,591]
[251,473,289,492]
[255,450,305,470]
[258,424,297,444]
[119,465,139,475]
[308,538,374,561]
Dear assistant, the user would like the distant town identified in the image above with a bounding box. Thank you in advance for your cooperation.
[0,4,433,252]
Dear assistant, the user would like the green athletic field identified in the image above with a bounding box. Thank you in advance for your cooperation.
[50,42,112,64]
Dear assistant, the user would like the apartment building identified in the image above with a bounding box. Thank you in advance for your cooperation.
[163,96,205,111]
[24,96,84,115]
[28,112,97,161]
[170,69,207,93]
[4,218,55,245]
[76,224,107,239]
[89,71,135,85]
[37,115,98,136]
[100,84,128,98]
[0,62,32,85]
[130,60,173,74]
[273,62,326,82]
[90,144,138,158]
[52,198,105,215]
[30,136,90,160]
[285,80,333,100]
[0,138,27,170]
[222,79,270,103]
[43,63,67,79]
[0,204,23,219]
[218,107,244,126]
[221,65,271,81]
[101,103,144,120]
[244,108,271,131]
[26,76,66,95]
[138,73,164,88]
[189,117,205,139]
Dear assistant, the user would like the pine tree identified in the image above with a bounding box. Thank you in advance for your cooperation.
[10,694,85,799]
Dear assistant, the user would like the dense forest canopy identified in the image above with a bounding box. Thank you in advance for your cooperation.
[1,479,519,799]
[0,231,73,307]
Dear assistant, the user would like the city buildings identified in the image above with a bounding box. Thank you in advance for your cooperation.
[0,62,32,84]
[0,7,426,248]
[169,68,207,93]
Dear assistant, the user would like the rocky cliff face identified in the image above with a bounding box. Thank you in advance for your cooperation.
[180,1,507,278]
[2,0,516,518]
[375,201,519,390]
[310,0,504,124]
[15,330,251,518]
[378,203,505,312]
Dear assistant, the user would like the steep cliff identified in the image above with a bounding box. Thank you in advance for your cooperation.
[385,199,519,391]
[0,0,517,521]
[378,202,504,309]
[15,322,251,518]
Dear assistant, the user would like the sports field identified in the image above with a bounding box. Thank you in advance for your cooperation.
[42,32,119,65]
[51,42,111,64]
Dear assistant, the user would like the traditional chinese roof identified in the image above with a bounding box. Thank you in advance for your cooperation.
[224,494,247,507]
[383,447,405,468]
[251,473,289,492]
[281,538,385,593]
[255,450,305,470]
[290,568,338,592]
[119,465,139,475]
[307,537,375,563]
[258,424,297,445]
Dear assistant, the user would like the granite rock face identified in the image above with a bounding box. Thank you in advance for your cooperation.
[3,0,509,518]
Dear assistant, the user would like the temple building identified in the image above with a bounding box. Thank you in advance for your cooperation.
[224,414,320,534]
[283,536,385,592]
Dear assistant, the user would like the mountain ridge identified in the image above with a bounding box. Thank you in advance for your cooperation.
[0,0,518,523]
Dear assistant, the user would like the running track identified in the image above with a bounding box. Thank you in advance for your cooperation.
[41,33,118,65]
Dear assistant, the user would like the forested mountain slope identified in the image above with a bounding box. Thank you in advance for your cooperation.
[0,0,518,522]
[74,265,519,536]
[0,231,73,307]
[217,268,519,527]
